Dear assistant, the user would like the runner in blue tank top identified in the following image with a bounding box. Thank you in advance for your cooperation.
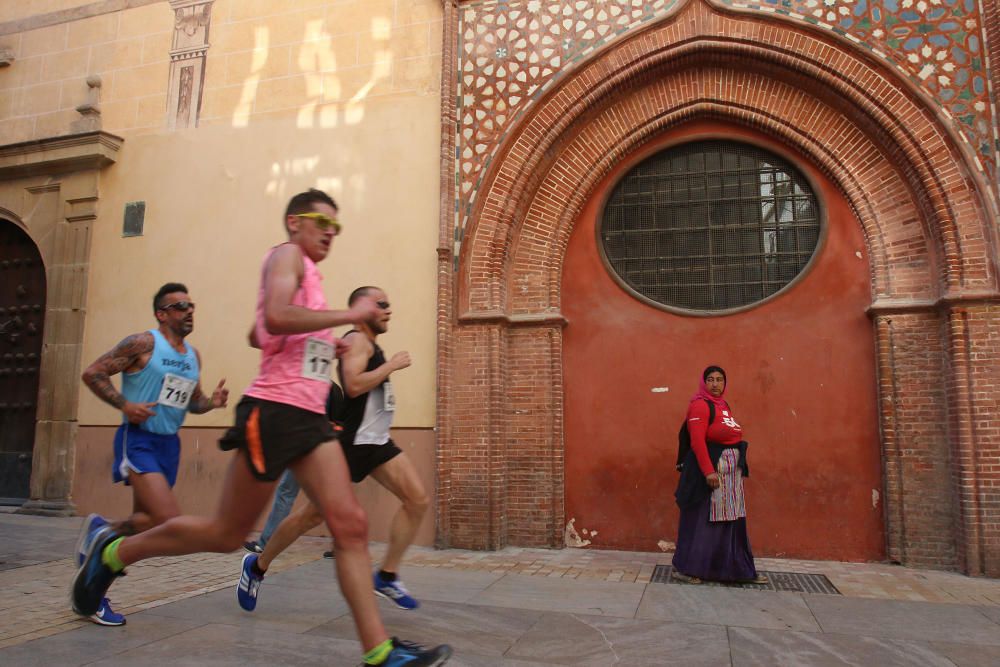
[76,282,229,626]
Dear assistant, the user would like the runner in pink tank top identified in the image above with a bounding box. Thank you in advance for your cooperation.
[245,243,334,414]
[71,188,453,666]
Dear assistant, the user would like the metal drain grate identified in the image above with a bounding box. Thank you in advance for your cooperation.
[651,565,840,595]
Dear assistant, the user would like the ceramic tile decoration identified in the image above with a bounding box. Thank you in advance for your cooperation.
[452,0,995,259]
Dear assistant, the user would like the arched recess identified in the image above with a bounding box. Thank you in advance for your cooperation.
[0,218,46,503]
[438,0,1000,574]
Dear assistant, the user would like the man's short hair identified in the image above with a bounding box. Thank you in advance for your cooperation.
[285,188,338,218]
[348,286,379,306]
[154,282,188,313]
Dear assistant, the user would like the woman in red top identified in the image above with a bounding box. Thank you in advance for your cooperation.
[671,366,766,584]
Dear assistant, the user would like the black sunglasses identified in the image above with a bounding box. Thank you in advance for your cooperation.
[160,301,195,312]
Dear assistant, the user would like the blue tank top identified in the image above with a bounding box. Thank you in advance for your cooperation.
[121,329,200,435]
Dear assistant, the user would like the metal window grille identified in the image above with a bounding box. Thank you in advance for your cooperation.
[600,141,821,312]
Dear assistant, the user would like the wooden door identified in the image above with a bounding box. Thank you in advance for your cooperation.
[0,220,45,503]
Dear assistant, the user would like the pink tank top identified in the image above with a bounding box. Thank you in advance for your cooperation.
[245,243,334,414]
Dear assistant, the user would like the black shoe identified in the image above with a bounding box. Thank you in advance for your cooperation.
[322,550,334,559]
[72,525,123,617]
[244,541,263,554]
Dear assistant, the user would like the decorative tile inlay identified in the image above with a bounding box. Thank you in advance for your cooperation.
[453,0,996,264]
[455,0,676,261]
[729,0,996,174]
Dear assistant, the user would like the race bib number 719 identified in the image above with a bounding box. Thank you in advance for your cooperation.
[158,373,196,410]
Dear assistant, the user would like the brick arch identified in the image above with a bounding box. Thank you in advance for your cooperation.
[457,0,996,316]
[440,0,1000,569]
[507,92,914,313]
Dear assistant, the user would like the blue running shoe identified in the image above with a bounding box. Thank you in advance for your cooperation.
[381,637,452,666]
[90,598,126,626]
[75,513,109,566]
[374,571,419,610]
[237,552,263,611]
[72,525,122,617]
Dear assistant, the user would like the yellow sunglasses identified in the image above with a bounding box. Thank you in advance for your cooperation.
[296,212,342,234]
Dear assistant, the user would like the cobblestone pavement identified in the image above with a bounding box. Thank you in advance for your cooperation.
[2,510,999,656]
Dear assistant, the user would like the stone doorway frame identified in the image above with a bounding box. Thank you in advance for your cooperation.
[0,131,122,515]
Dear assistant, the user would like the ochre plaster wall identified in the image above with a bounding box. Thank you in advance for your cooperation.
[0,1,99,24]
[77,96,442,431]
[0,0,450,430]
[0,0,443,522]
[1,1,442,142]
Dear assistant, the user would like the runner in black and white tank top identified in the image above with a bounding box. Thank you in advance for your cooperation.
[337,329,395,446]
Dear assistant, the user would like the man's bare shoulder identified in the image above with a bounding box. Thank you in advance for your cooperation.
[116,331,155,353]
[86,331,155,375]
[343,332,373,356]
[265,243,303,266]
[262,243,304,281]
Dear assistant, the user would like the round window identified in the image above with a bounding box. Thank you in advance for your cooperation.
[599,140,821,312]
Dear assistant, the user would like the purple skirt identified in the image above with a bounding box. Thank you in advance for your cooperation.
[671,492,758,582]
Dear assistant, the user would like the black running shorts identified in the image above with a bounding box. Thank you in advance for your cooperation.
[219,396,337,482]
[340,438,402,483]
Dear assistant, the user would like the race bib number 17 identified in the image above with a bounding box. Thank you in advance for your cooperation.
[302,338,334,382]
[158,373,196,410]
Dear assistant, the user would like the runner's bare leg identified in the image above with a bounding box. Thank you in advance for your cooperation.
[116,453,277,562]
[289,439,387,651]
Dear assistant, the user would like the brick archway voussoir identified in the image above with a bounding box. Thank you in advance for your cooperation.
[504,78,935,315]
[459,1,996,320]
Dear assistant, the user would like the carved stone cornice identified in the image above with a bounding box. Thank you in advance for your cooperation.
[0,131,123,179]
[170,47,208,60]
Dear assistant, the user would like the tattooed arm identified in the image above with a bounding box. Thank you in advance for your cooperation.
[81,332,157,424]
[187,349,228,414]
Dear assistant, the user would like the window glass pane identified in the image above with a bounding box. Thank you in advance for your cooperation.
[600,141,821,311]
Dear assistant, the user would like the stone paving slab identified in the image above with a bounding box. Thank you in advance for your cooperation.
[375,565,505,604]
[0,513,325,649]
[0,513,79,571]
[975,603,1000,624]
[0,611,203,666]
[728,626,958,667]
[804,596,1000,645]
[257,558,339,590]
[308,599,543,658]
[3,512,1000,666]
[468,572,646,617]
[143,582,350,635]
[505,613,731,666]
[97,621,362,667]
[927,641,1000,667]
[636,584,821,632]
[752,556,1000,606]
[406,548,1000,604]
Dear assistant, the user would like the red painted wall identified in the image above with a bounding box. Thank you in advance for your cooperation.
[563,121,885,561]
